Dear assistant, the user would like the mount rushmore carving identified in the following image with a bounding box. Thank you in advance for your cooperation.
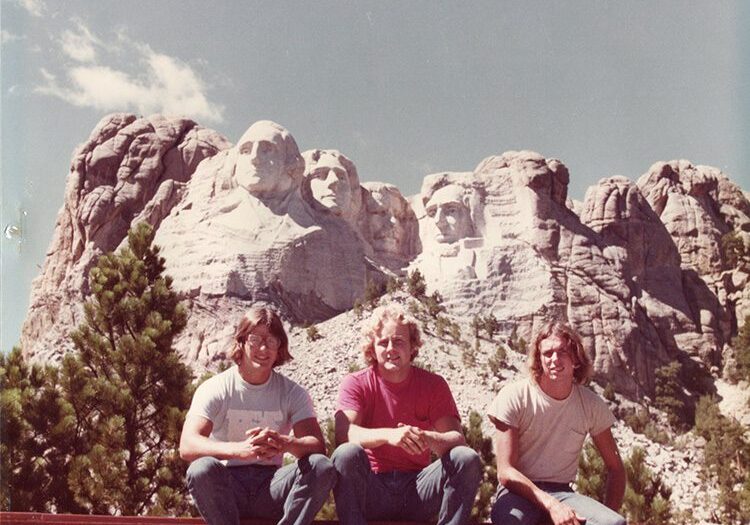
[21,114,750,398]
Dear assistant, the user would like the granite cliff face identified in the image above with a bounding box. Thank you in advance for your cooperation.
[20,115,749,399]
[21,114,231,363]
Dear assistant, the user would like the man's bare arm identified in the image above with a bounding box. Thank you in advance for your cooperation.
[591,427,626,511]
[335,409,428,455]
[179,414,272,462]
[261,417,327,459]
[422,415,466,456]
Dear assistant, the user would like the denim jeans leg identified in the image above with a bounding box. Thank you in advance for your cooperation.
[405,446,482,525]
[332,443,374,525]
[490,484,545,525]
[553,490,626,525]
[268,454,336,525]
[186,457,241,525]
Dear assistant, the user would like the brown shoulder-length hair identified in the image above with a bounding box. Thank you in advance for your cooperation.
[229,307,291,367]
[527,321,592,384]
[360,304,423,367]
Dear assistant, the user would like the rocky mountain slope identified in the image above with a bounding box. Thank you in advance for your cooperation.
[22,114,749,400]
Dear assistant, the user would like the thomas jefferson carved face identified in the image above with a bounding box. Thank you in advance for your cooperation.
[424,185,473,244]
[235,121,291,197]
[307,154,352,214]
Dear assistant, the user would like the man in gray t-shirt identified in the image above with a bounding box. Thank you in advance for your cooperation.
[179,307,335,525]
[487,322,626,525]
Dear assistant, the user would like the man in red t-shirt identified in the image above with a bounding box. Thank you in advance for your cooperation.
[332,304,481,525]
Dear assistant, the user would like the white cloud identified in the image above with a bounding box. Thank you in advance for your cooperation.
[35,26,224,123]
[60,21,99,62]
[16,0,45,17]
[1,30,22,44]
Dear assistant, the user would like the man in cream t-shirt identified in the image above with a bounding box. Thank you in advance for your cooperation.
[487,322,626,525]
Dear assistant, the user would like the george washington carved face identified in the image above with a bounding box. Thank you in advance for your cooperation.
[234,120,303,198]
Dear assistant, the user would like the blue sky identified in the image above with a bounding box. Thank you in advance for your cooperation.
[1,0,748,352]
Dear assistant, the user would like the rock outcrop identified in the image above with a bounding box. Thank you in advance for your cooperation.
[21,114,230,362]
[20,116,749,398]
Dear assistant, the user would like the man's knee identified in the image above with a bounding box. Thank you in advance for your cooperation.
[490,487,541,525]
[331,442,366,469]
[186,456,224,483]
[303,453,336,488]
[446,445,482,479]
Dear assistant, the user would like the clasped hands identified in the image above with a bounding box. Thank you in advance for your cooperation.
[388,423,429,456]
[235,427,290,460]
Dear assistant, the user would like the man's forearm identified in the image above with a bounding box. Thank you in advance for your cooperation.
[180,434,245,462]
[283,435,326,458]
[346,423,394,448]
[604,466,626,511]
[423,429,466,456]
[499,466,560,513]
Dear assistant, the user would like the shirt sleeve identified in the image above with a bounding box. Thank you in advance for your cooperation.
[337,373,365,413]
[487,381,522,428]
[588,393,616,436]
[287,382,317,426]
[187,376,225,423]
[427,374,460,423]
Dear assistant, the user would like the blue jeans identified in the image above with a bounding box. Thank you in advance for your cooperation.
[331,442,482,525]
[186,454,335,525]
[491,482,626,525]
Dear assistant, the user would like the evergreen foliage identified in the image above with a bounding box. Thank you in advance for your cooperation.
[653,361,691,431]
[508,326,528,355]
[316,418,338,520]
[0,348,87,512]
[731,315,750,383]
[461,411,496,521]
[385,276,403,294]
[622,406,669,444]
[423,291,447,319]
[622,447,672,525]
[306,325,322,342]
[578,442,672,524]
[68,222,192,515]
[602,382,616,402]
[406,269,427,298]
[363,279,385,307]
[694,395,750,524]
[1,223,193,515]
[576,441,607,502]
[721,230,749,270]
[487,345,508,377]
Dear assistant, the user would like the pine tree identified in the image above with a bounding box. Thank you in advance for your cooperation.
[0,348,87,512]
[695,395,750,524]
[653,361,691,431]
[66,222,193,515]
[732,315,750,382]
[622,447,672,525]
[576,441,607,502]
[406,269,427,298]
[461,411,496,521]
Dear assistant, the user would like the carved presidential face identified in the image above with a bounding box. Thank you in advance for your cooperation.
[367,186,404,254]
[307,154,352,214]
[235,121,289,196]
[425,184,473,244]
